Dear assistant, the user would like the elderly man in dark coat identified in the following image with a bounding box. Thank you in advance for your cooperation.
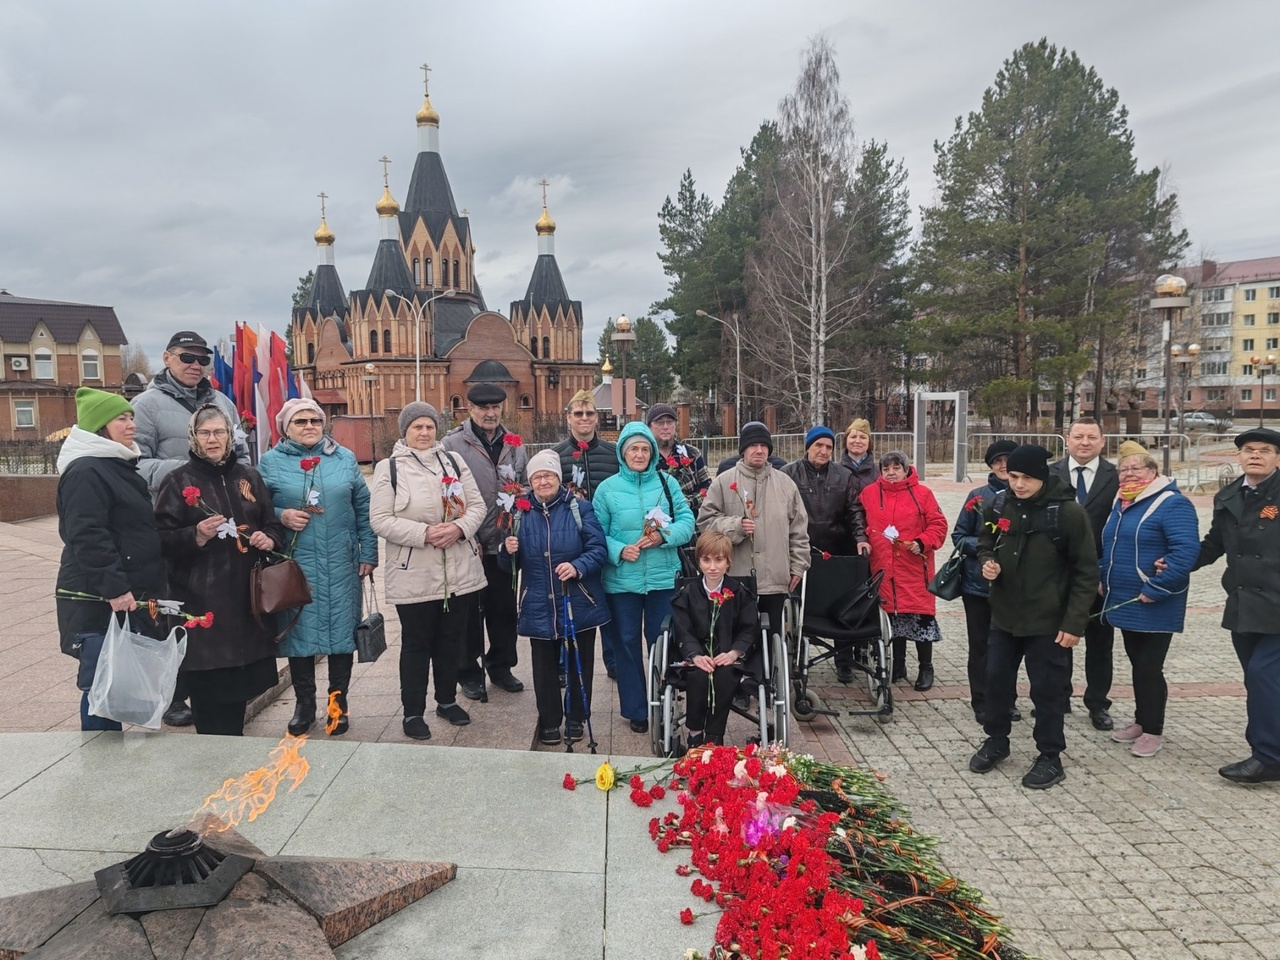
[1193,427,1280,783]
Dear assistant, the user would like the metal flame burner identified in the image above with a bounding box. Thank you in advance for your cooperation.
[125,829,223,888]
[95,827,255,915]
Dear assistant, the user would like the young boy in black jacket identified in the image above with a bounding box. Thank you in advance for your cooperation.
[672,531,759,747]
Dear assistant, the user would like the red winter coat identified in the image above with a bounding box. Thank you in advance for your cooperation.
[859,469,949,615]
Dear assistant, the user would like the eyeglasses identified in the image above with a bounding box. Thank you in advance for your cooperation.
[177,353,211,366]
[291,418,324,427]
[195,429,228,440]
[570,411,597,419]
[1118,466,1153,475]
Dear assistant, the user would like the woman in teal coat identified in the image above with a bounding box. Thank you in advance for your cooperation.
[592,422,695,731]
[259,399,377,737]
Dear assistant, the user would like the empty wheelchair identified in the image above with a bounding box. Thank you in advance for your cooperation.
[790,553,893,723]
[646,582,790,757]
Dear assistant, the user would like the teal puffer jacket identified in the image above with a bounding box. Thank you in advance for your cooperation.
[259,438,378,656]
[591,422,696,595]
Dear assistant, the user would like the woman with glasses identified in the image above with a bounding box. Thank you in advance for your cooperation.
[259,399,378,737]
[154,404,287,736]
[1098,441,1199,758]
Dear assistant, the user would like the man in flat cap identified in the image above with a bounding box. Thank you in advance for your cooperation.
[1192,426,1280,783]
[131,329,247,727]
[442,382,529,699]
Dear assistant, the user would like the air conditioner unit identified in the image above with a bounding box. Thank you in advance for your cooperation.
[10,357,29,372]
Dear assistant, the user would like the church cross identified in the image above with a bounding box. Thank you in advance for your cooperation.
[317,191,328,220]
[378,156,391,188]
[538,178,549,207]
[420,63,431,96]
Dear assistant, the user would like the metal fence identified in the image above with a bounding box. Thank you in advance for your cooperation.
[0,440,61,476]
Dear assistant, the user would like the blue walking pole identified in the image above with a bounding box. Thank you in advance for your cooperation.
[561,592,597,754]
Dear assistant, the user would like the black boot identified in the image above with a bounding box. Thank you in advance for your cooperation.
[890,638,908,682]
[287,657,317,736]
[328,654,353,736]
[913,642,934,691]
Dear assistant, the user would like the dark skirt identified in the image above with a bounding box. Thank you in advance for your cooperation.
[889,613,943,643]
[183,656,278,705]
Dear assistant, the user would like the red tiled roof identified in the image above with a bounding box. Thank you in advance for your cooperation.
[1205,257,1280,285]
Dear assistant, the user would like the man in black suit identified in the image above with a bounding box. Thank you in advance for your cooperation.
[1050,416,1119,730]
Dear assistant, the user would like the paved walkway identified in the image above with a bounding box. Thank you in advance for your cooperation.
[3,475,1278,959]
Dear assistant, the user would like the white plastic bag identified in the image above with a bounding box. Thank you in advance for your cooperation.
[87,614,187,730]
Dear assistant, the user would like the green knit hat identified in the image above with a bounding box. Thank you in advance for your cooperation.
[75,387,132,434]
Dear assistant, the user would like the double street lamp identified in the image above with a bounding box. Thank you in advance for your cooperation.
[695,309,741,431]
[1250,353,1277,428]
[385,288,456,402]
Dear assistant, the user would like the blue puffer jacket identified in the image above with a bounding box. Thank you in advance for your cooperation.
[950,474,1008,598]
[259,438,378,656]
[498,486,610,640]
[1099,475,1199,633]
[592,422,696,596]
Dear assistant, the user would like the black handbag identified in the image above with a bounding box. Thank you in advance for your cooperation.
[355,574,386,663]
[927,548,964,601]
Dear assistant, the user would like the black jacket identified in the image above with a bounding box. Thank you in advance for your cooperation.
[56,454,168,655]
[1194,468,1280,633]
[552,433,618,499]
[780,458,867,555]
[154,453,286,672]
[978,476,1098,637]
[672,575,759,661]
[1049,456,1118,552]
[951,473,1009,598]
[840,453,879,498]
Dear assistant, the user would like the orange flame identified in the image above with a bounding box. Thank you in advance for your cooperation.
[325,689,343,735]
[196,735,310,835]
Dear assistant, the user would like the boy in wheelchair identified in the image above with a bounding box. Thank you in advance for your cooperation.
[671,531,760,747]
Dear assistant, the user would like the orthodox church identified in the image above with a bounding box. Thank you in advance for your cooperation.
[290,70,596,437]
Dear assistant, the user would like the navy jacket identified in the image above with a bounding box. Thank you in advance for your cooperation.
[1194,468,1280,634]
[499,486,611,640]
[950,473,1009,598]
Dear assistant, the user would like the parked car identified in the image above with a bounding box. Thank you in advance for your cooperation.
[1179,411,1230,432]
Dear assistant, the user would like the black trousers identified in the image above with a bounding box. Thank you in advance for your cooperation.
[289,655,353,709]
[962,594,992,713]
[190,699,247,736]
[984,626,1072,759]
[459,555,519,684]
[891,637,933,672]
[530,628,596,729]
[170,672,189,708]
[1120,630,1173,736]
[684,665,742,743]
[1072,595,1114,711]
[396,597,469,717]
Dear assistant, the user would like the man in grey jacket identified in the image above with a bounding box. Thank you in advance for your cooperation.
[131,330,244,726]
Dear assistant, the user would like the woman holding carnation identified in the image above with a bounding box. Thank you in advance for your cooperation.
[499,449,610,746]
[154,405,287,736]
[672,530,759,747]
[259,398,377,738]
[55,388,169,730]
[369,402,486,741]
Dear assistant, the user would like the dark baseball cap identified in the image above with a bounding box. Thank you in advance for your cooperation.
[166,331,210,353]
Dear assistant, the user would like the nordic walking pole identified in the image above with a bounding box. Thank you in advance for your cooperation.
[561,591,597,754]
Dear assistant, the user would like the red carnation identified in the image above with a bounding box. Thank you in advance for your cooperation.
[630,787,653,808]
[821,550,832,560]
[720,588,733,601]
[181,486,201,507]
[666,456,678,469]
[675,864,691,876]
[965,496,983,512]
[996,517,1012,532]
[680,456,693,467]
[239,410,257,428]
[679,908,695,925]
[300,456,321,472]
[865,940,882,960]
[578,440,589,450]
[503,433,523,447]
[729,481,738,491]
[441,475,458,485]
[649,783,665,800]
[562,773,576,791]
[629,774,644,790]
[515,498,532,511]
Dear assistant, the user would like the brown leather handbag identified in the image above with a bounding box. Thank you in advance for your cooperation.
[250,558,312,628]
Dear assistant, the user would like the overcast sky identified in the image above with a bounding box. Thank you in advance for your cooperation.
[2,0,1278,365]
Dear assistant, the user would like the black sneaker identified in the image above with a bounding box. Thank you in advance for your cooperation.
[539,727,562,745]
[490,672,525,693]
[460,679,485,701]
[629,719,648,734]
[1022,755,1065,790]
[435,703,471,726]
[163,702,194,727]
[565,721,584,743]
[968,737,1010,773]
[402,716,432,740]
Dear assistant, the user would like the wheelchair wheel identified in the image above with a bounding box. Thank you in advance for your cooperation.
[867,610,893,722]
[659,683,680,757]
[646,634,667,755]
[770,631,790,746]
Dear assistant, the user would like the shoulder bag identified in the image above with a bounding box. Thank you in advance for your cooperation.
[926,547,964,601]
[355,574,387,663]
[250,556,313,627]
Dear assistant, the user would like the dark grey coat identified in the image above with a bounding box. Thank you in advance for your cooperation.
[1195,468,1280,634]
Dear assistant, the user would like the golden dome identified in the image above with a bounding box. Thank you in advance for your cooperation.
[535,205,556,236]
[416,95,440,127]
[375,186,400,217]
[601,356,614,374]
[313,217,335,246]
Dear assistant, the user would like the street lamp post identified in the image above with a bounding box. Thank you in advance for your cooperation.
[696,309,741,432]
[1170,342,1199,462]
[1151,274,1192,476]
[611,315,636,426]
[362,362,378,465]
[385,288,456,402]
[1250,353,1278,428]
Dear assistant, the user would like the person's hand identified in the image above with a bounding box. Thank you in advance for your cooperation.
[358,563,375,578]
[247,530,274,551]
[281,508,310,532]
[857,541,871,557]
[981,559,1001,581]
[692,654,715,674]
[789,574,802,592]
[554,562,578,582]
[108,591,137,612]
[504,536,520,554]
[640,529,665,548]
[908,540,922,556]
[1055,631,1080,648]
[741,517,756,536]
[195,514,226,547]
[712,650,741,667]
[1153,556,1168,574]
[1138,593,1155,603]
[426,522,463,549]
[620,543,641,562]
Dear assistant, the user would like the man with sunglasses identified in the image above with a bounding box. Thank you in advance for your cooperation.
[552,390,618,500]
[132,331,246,727]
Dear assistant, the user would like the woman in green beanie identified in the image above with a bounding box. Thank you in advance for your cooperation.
[55,388,169,730]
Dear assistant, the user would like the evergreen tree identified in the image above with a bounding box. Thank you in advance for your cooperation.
[292,270,315,310]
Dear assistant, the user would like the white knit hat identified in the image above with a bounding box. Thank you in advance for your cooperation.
[526,449,562,481]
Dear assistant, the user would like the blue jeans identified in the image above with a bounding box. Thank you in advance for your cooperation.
[75,631,122,732]
[607,589,675,722]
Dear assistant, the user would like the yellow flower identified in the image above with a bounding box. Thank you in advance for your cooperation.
[594,762,616,791]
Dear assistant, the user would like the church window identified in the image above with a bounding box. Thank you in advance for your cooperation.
[453,260,460,290]
[442,259,449,287]
[307,343,315,363]
[530,336,538,357]
[370,330,379,354]
[81,349,100,380]
[413,259,421,285]
[520,394,533,409]
[34,348,53,380]
[542,336,550,359]
[450,394,463,410]
[425,258,433,286]
[383,329,392,354]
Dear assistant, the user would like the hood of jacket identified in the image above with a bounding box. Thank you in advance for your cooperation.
[149,369,214,404]
[615,422,659,482]
[274,434,340,458]
[874,466,921,494]
[56,426,140,474]
[1126,473,1178,504]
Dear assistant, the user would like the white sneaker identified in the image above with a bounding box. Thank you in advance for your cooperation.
[1131,733,1164,757]
[1112,722,1143,743]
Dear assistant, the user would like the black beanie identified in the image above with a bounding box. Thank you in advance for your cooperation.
[984,439,1018,466]
[739,421,773,455]
[1005,444,1052,482]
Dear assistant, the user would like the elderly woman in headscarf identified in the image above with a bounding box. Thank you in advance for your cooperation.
[154,404,287,736]
[259,398,377,738]
[56,388,169,730]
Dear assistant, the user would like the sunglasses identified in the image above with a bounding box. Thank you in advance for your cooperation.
[291,418,324,427]
[570,411,597,418]
[177,352,211,366]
